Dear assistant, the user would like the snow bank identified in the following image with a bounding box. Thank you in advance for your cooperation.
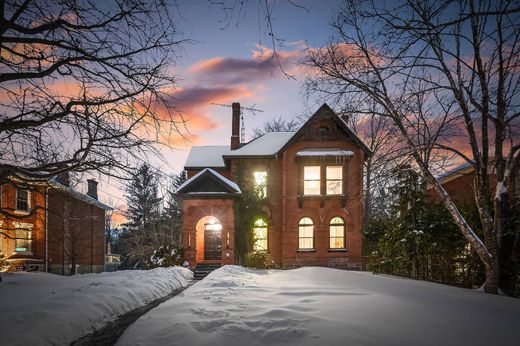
[0,267,192,345]
[118,266,520,346]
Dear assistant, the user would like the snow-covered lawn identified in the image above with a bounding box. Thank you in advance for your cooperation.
[118,266,520,346]
[0,267,192,345]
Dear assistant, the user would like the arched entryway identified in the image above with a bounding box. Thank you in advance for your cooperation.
[195,216,222,262]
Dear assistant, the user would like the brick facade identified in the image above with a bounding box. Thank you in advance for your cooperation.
[0,179,109,274]
[179,104,369,270]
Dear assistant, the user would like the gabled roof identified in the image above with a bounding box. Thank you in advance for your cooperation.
[277,103,372,157]
[50,178,113,211]
[175,168,241,196]
[183,103,371,169]
[223,132,295,158]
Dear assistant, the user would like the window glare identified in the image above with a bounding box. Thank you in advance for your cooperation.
[254,172,267,185]
[326,166,342,179]
[304,166,320,180]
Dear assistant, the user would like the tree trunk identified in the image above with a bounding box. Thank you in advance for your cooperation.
[485,256,500,294]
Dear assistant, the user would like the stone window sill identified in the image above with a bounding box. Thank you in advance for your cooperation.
[14,210,30,215]
[297,249,316,253]
[328,249,347,252]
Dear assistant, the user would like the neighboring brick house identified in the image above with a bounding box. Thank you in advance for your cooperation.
[0,174,111,274]
[176,103,371,269]
[427,161,520,203]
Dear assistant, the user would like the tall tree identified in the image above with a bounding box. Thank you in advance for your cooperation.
[163,170,187,246]
[305,0,520,293]
[121,163,162,268]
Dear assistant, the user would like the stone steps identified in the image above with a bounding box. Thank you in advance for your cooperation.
[193,263,221,280]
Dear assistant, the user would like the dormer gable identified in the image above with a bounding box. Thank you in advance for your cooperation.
[278,103,372,158]
[175,168,241,197]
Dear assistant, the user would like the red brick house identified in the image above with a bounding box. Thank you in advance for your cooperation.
[427,161,520,203]
[176,103,370,269]
[0,174,111,274]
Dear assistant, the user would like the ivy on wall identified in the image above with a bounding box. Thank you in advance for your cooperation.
[233,160,266,265]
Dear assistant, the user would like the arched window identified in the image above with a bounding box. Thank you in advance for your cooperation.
[253,218,268,251]
[298,217,314,249]
[329,217,345,249]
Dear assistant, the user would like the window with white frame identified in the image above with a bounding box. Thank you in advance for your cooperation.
[326,166,343,195]
[298,217,314,249]
[303,166,320,195]
[329,217,345,249]
[16,189,30,211]
[13,223,33,253]
[253,218,268,251]
[253,171,268,198]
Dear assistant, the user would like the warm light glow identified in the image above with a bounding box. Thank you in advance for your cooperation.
[253,218,268,251]
[304,166,321,195]
[204,223,222,231]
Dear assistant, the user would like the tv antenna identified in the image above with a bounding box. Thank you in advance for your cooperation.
[211,102,264,143]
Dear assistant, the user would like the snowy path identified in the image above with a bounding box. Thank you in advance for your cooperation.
[0,267,192,346]
[117,266,520,346]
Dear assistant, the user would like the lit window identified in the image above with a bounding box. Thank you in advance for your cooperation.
[16,189,30,211]
[254,172,268,198]
[253,218,268,251]
[298,217,314,249]
[15,229,32,252]
[329,217,345,249]
[304,166,320,195]
[326,166,342,195]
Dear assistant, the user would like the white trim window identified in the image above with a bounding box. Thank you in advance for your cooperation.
[326,166,343,195]
[298,217,314,249]
[13,222,33,254]
[329,217,346,249]
[16,189,30,212]
[303,166,321,195]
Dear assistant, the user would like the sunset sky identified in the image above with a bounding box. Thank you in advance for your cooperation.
[93,0,345,220]
[159,1,344,166]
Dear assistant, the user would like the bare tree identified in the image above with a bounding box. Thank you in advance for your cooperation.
[251,116,302,139]
[0,0,185,183]
[304,0,520,293]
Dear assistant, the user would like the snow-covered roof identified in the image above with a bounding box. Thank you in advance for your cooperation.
[296,149,355,157]
[436,161,474,184]
[50,178,113,211]
[175,168,241,195]
[224,132,295,157]
[184,146,230,168]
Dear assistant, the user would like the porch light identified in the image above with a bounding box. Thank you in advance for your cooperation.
[205,223,222,231]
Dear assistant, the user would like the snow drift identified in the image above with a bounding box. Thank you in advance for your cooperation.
[118,266,520,346]
[0,266,192,345]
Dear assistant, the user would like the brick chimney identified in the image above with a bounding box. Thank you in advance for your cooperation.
[87,179,98,200]
[56,172,70,187]
[231,102,240,150]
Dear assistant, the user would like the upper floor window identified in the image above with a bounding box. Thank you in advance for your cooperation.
[303,166,320,195]
[326,166,343,195]
[253,218,268,251]
[329,217,345,249]
[298,217,314,249]
[254,171,268,198]
[16,189,30,211]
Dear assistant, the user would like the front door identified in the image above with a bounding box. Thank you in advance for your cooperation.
[204,223,222,260]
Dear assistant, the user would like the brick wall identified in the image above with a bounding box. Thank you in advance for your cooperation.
[182,198,235,267]
[47,189,105,274]
[0,184,46,267]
